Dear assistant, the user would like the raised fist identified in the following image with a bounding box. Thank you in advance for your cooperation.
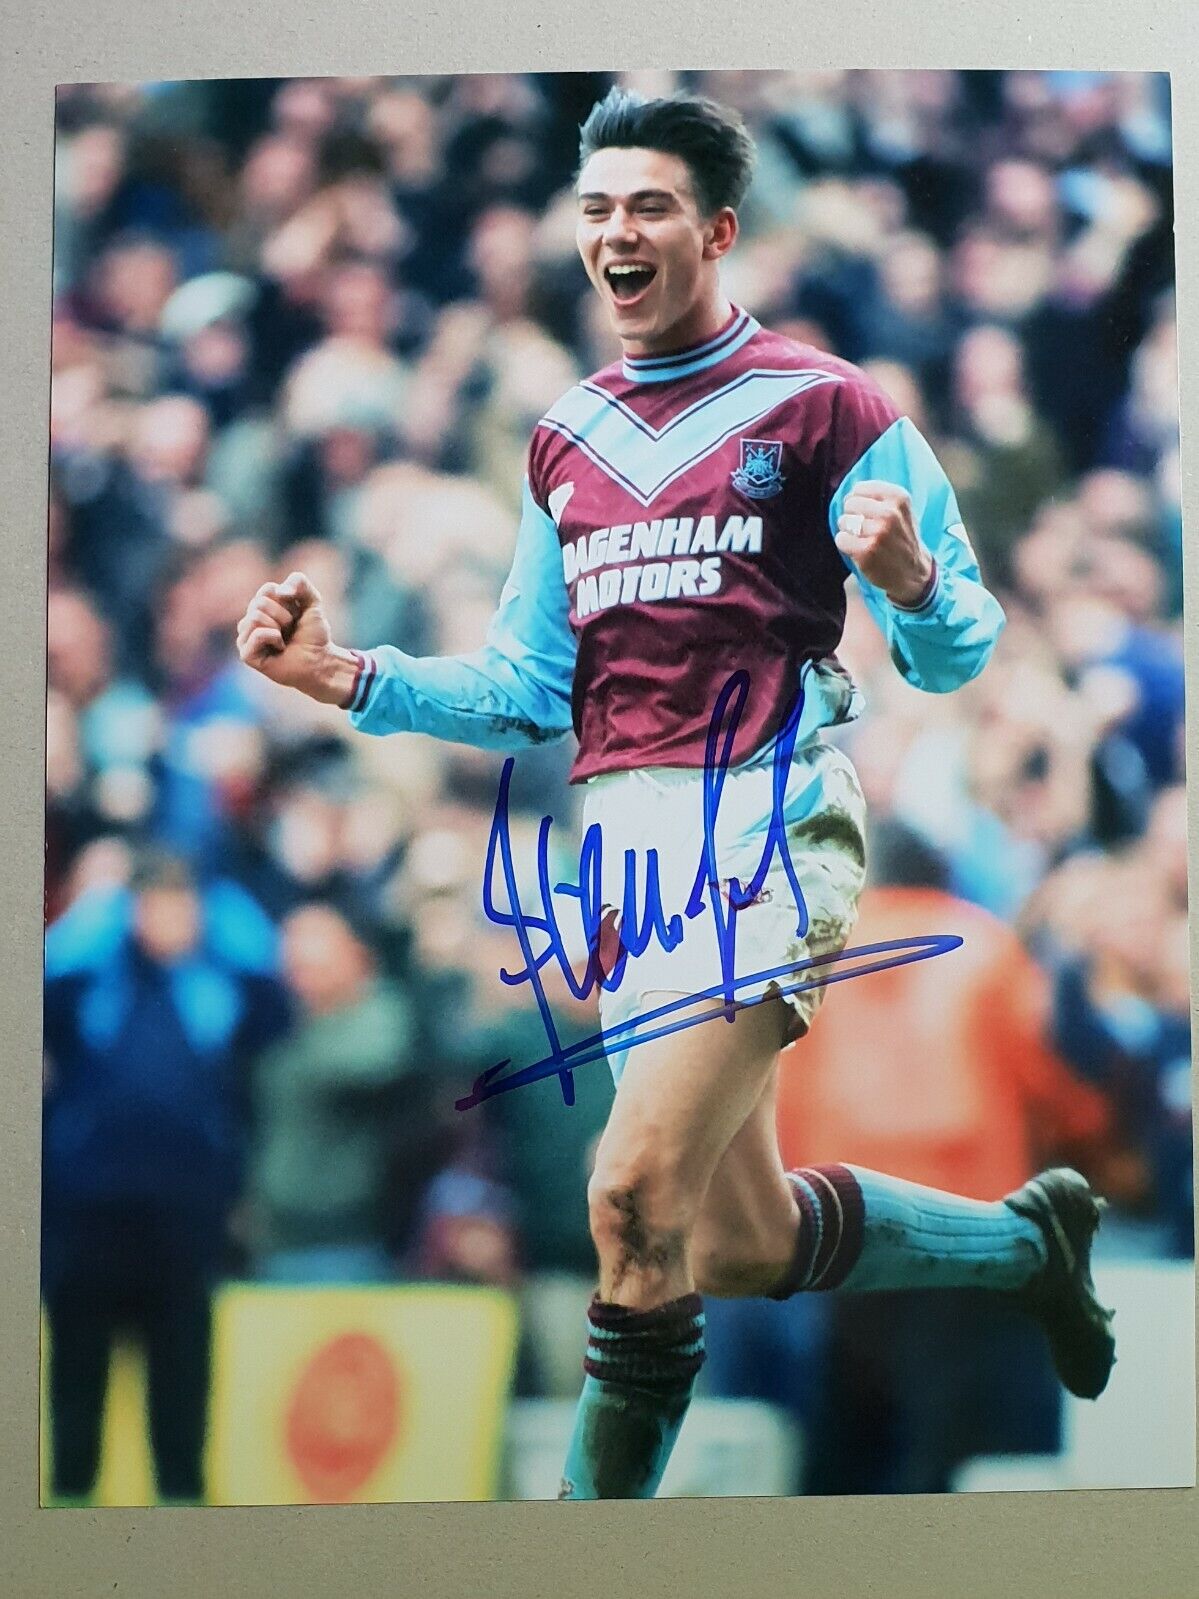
[834,481,936,609]
[235,570,357,705]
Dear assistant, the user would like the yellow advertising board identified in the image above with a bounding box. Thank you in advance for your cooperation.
[209,1284,518,1504]
[41,1284,519,1506]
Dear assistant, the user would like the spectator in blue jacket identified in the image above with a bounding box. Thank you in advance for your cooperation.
[41,848,289,1505]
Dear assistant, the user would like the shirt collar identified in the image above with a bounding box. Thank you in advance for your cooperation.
[620,306,760,384]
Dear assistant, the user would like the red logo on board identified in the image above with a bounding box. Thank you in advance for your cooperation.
[285,1332,401,1501]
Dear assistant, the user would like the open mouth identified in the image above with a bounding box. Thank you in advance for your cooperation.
[604,263,657,304]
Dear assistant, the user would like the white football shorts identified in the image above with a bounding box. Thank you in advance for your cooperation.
[581,734,868,1087]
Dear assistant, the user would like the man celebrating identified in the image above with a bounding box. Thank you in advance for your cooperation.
[237,88,1115,1500]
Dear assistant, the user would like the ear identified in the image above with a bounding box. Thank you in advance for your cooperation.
[702,206,739,262]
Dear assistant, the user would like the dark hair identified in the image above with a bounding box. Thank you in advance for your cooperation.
[128,846,195,896]
[287,895,382,958]
[577,87,756,216]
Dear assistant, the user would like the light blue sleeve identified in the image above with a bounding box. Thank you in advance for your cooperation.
[829,416,1006,693]
[347,477,577,748]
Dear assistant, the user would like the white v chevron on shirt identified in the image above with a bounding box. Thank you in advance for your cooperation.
[541,368,842,508]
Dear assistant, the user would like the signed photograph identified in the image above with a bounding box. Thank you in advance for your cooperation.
[42,67,1191,1508]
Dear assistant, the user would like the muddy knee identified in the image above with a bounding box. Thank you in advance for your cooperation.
[587,1164,691,1292]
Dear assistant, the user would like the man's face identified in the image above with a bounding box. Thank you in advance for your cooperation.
[282,904,371,1015]
[133,885,200,965]
[575,146,735,354]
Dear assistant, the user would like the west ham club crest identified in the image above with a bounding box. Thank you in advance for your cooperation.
[731,438,786,500]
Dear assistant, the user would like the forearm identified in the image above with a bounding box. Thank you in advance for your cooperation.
[884,560,1006,693]
[303,644,366,707]
[255,478,577,749]
[347,643,573,749]
[346,474,577,748]
[831,412,1005,694]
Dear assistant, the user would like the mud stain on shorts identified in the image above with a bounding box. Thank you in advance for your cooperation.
[787,807,867,870]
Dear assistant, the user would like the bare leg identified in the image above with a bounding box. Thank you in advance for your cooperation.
[587,992,791,1308]
[558,991,788,1500]
[689,1060,800,1298]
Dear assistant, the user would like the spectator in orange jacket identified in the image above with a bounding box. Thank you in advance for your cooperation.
[776,833,1110,1200]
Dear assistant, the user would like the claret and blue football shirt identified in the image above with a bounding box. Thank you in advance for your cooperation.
[344,306,1005,777]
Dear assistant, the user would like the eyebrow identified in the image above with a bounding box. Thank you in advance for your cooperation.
[577,188,679,205]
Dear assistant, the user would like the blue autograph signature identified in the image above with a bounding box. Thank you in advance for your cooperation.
[457,671,961,1112]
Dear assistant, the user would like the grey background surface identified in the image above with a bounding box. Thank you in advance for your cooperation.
[3,7,1197,1597]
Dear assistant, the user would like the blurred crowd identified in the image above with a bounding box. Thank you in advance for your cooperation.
[43,70,1187,1500]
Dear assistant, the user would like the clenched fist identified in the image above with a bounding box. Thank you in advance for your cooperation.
[834,481,936,609]
[235,570,360,706]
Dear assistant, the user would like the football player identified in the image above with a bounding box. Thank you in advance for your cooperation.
[237,87,1115,1501]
